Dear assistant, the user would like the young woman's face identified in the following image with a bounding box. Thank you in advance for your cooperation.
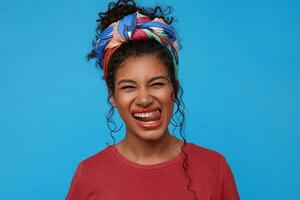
[111,54,175,141]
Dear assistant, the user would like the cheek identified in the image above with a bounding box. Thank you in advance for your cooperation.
[114,92,134,117]
[154,87,175,115]
[116,94,132,105]
[155,86,174,104]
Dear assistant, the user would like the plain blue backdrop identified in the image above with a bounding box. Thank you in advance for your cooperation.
[1,0,299,199]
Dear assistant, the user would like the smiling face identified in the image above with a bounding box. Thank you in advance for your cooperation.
[110,54,175,142]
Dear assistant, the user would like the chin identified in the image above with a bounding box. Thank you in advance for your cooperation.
[129,126,169,142]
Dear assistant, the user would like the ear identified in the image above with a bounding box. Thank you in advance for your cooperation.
[109,92,116,107]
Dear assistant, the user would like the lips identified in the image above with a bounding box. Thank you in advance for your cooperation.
[131,108,162,129]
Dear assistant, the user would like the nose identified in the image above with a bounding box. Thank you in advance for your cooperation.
[135,88,154,108]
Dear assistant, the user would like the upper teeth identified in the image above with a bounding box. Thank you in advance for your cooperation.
[133,111,157,118]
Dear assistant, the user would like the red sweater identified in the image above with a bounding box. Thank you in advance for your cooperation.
[66,142,240,200]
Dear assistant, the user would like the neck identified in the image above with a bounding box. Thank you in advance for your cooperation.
[116,130,184,165]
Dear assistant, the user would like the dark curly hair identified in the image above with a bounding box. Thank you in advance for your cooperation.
[87,0,197,199]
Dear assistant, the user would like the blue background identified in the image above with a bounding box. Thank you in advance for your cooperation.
[1,0,299,199]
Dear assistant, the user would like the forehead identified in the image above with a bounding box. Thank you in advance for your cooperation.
[115,55,168,82]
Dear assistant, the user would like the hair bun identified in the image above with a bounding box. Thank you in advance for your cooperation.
[97,0,143,32]
[87,0,174,64]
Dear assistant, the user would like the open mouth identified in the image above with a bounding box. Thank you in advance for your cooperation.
[132,108,161,122]
[131,108,162,129]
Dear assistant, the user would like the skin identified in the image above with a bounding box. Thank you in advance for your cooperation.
[110,54,184,165]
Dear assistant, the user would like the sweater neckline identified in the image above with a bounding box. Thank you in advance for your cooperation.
[109,142,191,170]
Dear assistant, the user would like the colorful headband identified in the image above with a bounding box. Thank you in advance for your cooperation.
[95,11,179,79]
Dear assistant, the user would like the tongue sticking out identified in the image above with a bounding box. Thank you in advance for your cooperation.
[135,110,161,122]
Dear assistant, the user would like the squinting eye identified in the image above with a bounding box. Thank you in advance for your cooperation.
[151,82,164,88]
[120,86,135,90]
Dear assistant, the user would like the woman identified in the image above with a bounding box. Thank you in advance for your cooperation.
[66,0,240,199]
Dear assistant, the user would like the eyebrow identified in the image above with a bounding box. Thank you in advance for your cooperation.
[117,75,168,86]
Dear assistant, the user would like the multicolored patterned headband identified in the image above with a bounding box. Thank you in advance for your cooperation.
[95,11,179,80]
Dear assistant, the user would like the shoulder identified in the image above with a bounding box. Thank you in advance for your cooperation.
[187,143,240,199]
[188,142,225,161]
[78,145,114,170]
[187,142,227,169]
[186,142,231,180]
